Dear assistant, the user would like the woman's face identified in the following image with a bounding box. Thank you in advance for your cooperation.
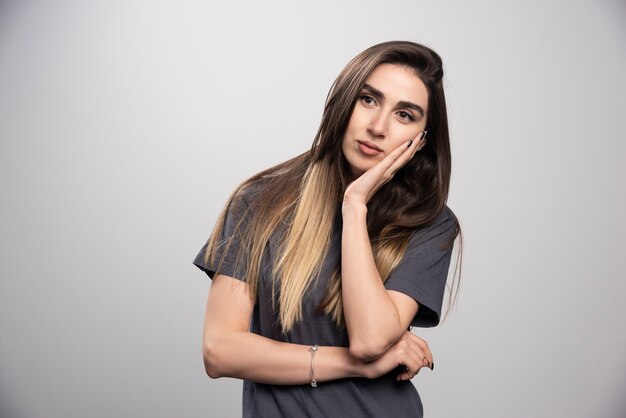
[341,63,429,180]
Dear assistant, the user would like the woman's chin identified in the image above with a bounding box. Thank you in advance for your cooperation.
[345,165,367,182]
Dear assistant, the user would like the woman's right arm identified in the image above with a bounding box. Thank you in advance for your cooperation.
[203,273,431,384]
[203,273,361,384]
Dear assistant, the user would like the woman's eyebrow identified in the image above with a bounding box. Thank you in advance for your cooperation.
[362,83,385,100]
[397,100,424,118]
[362,83,425,118]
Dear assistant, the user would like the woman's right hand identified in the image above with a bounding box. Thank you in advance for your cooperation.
[359,330,434,381]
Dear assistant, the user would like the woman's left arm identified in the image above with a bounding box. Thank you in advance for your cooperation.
[342,135,427,362]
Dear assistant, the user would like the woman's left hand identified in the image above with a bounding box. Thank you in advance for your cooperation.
[357,330,434,380]
[343,131,427,209]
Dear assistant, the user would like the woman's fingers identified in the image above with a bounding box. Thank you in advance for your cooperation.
[396,352,423,381]
[343,130,428,206]
[386,131,425,168]
[369,130,427,178]
[396,331,434,380]
[366,331,433,382]
[406,332,433,369]
[392,337,422,381]
[368,139,414,180]
[383,131,427,179]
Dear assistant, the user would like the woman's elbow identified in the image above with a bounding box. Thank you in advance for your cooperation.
[203,341,224,379]
[349,340,388,362]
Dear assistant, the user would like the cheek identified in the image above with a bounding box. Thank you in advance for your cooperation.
[390,125,420,145]
[345,106,367,131]
[341,112,360,147]
[340,137,347,154]
[340,132,351,156]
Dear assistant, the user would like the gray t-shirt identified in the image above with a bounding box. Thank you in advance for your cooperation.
[193,186,457,418]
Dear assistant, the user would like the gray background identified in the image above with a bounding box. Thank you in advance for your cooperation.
[1,0,625,417]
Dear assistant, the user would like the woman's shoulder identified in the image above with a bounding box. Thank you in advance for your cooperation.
[422,205,457,229]
[233,173,280,205]
[224,170,289,219]
[230,178,264,206]
[230,154,309,209]
[438,205,458,227]
[408,205,459,248]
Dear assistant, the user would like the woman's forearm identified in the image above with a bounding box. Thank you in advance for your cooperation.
[204,330,363,385]
[341,203,404,360]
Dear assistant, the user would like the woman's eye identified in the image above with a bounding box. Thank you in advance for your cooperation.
[397,110,415,121]
[360,94,375,105]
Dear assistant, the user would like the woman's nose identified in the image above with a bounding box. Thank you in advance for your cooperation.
[367,111,387,138]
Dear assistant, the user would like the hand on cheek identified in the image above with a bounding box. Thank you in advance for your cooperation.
[343,130,428,208]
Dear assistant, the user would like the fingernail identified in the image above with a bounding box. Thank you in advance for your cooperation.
[407,140,413,148]
[422,130,428,141]
[430,362,434,371]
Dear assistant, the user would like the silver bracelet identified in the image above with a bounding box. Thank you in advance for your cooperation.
[308,345,319,387]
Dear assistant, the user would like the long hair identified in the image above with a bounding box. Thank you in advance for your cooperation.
[204,41,462,333]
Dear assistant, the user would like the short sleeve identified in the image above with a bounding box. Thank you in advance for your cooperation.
[384,207,458,328]
[192,192,250,281]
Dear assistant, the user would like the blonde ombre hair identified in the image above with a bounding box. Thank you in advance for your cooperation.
[204,41,461,334]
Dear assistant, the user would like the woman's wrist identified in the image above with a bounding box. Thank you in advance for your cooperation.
[350,355,376,379]
[315,346,367,381]
[344,348,370,378]
[341,198,368,217]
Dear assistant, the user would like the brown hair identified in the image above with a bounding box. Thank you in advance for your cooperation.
[205,41,462,333]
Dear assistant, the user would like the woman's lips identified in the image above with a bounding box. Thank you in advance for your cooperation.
[357,140,383,156]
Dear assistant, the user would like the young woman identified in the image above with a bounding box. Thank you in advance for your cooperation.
[193,40,462,417]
